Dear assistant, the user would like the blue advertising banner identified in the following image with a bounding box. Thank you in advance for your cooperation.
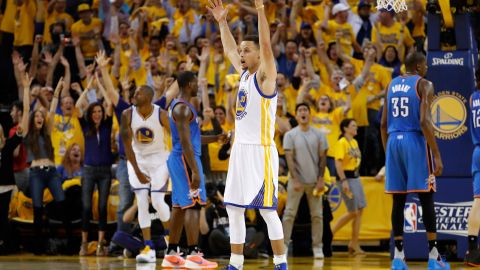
[427,50,476,177]
[397,178,472,260]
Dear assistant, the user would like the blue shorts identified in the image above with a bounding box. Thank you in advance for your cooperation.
[472,146,480,198]
[385,132,435,193]
[167,154,206,209]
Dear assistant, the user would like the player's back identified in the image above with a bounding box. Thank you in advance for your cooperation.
[387,75,423,134]
[168,98,201,156]
[471,91,480,146]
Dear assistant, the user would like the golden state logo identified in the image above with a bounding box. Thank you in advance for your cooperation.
[431,91,468,140]
[236,88,248,120]
[135,127,155,144]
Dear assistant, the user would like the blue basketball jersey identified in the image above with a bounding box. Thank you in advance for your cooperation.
[387,75,422,134]
[168,99,202,156]
[470,90,480,146]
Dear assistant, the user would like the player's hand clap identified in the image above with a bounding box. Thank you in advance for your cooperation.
[136,170,151,184]
[191,171,201,190]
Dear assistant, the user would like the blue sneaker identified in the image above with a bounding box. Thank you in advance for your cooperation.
[428,257,450,270]
[274,262,288,270]
[222,265,240,270]
[391,258,408,270]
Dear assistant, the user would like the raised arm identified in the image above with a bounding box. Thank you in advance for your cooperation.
[29,35,42,77]
[96,50,119,106]
[419,79,443,176]
[73,37,88,79]
[48,77,64,133]
[59,56,71,97]
[208,0,242,74]
[255,0,277,96]
[20,73,33,136]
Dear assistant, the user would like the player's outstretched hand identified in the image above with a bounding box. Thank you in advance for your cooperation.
[207,0,229,22]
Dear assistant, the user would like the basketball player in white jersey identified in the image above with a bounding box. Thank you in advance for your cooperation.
[208,0,287,269]
[120,85,171,263]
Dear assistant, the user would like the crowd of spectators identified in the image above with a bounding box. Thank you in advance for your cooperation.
[0,0,479,258]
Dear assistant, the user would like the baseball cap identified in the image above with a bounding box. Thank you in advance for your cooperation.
[332,3,350,16]
[300,22,312,30]
[379,7,396,16]
[77,3,91,13]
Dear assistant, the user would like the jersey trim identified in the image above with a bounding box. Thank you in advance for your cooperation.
[254,73,277,99]
[223,202,277,210]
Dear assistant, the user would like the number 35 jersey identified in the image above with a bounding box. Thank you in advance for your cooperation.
[387,75,422,134]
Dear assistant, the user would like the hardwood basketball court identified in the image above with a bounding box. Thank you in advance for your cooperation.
[0,253,470,269]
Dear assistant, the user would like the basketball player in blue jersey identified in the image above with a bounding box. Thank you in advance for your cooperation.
[162,71,224,269]
[464,69,480,267]
[209,0,287,269]
[381,52,450,270]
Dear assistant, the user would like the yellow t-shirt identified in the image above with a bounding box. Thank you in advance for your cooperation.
[406,0,426,37]
[312,107,345,158]
[309,85,348,109]
[372,22,415,51]
[350,58,392,110]
[51,112,85,165]
[0,0,15,33]
[71,18,103,59]
[335,137,361,171]
[207,121,234,172]
[351,87,370,127]
[282,85,298,116]
[13,0,36,46]
[316,20,355,56]
[43,11,74,44]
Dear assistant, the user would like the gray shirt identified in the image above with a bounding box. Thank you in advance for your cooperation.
[283,126,328,184]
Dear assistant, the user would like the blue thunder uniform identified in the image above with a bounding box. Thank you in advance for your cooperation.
[167,99,206,208]
[385,75,435,193]
[470,91,480,197]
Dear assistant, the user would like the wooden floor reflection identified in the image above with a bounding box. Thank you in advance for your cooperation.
[0,253,470,269]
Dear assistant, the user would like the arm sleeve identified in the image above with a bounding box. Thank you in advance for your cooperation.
[283,131,293,151]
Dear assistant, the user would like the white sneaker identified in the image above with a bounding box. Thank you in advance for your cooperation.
[136,246,156,263]
[313,247,324,259]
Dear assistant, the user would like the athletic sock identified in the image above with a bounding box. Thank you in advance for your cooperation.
[428,240,439,260]
[273,254,287,265]
[167,244,178,254]
[188,245,199,255]
[468,235,478,251]
[144,240,154,249]
[229,253,244,269]
[394,240,405,260]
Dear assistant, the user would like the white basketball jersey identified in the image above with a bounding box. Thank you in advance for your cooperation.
[131,104,169,160]
[234,71,277,146]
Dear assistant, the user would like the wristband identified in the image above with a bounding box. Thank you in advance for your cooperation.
[256,5,264,10]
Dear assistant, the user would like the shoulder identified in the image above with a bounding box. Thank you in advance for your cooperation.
[172,103,192,121]
[121,107,133,121]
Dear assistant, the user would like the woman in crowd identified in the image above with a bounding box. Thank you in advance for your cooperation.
[76,71,114,256]
[57,143,83,181]
[332,118,366,255]
[24,77,72,254]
